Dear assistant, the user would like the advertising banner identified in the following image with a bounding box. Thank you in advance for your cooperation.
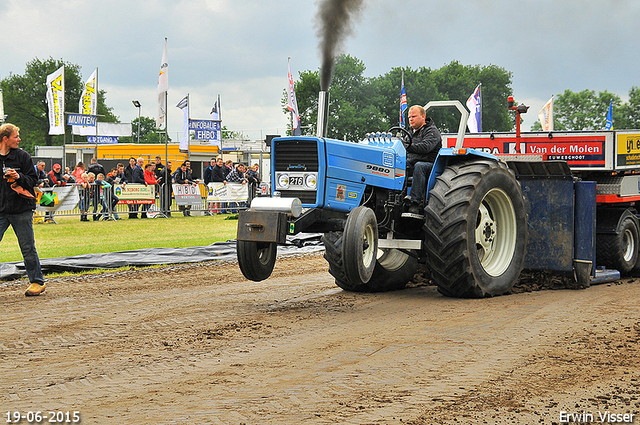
[173,184,202,206]
[206,182,249,202]
[445,133,608,169]
[73,122,132,137]
[87,136,118,144]
[35,185,80,212]
[67,113,97,126]
[114,184,155,205]
[189,119,221,140]
[46,66,65,135]
[616,132,640,167]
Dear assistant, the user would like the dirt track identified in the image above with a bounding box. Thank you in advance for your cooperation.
[2,252,640,424]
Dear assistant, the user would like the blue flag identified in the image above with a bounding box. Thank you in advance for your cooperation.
[399,72,407,127]
[605,100,613,130]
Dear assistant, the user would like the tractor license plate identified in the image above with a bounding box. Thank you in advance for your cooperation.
[289,176,304,186]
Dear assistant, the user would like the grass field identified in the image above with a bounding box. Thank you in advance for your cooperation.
[0,214,239,263]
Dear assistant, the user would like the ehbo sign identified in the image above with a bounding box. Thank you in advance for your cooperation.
[189,119,221,140]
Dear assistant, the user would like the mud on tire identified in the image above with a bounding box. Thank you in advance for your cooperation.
[423,159,527,298]
[322,232,418,292]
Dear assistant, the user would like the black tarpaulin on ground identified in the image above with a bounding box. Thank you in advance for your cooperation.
[0,234,324,282]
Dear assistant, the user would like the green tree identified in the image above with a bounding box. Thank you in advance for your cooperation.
[1,57,117,154]
[284,54,386,141]
[537,89,622,131]
[129,116,170,143]
[617,86,640,130]
[286,56,515,139]
[375,61,513,133]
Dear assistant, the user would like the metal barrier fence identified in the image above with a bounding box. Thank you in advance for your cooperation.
[34,182,256,223]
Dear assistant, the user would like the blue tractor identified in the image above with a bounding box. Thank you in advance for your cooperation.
[237,100,528,298]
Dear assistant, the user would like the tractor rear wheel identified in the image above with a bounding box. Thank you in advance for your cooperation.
[423,159,527,298]
[237,240,277,281]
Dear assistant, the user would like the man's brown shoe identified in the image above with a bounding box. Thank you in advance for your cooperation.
[25,283,46,296]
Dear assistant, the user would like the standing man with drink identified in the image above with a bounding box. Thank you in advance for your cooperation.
[0,124,46,296]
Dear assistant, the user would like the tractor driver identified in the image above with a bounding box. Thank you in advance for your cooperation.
[402,105,442,219]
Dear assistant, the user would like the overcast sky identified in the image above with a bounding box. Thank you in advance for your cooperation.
[2,0,639,140]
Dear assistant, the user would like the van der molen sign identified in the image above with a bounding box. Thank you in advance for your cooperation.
[67,113,97,127]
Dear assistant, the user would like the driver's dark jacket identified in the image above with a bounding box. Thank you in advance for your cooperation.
[0,148,38,214]
[406,117,442,167]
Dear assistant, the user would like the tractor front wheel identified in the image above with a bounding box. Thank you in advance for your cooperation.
[237,240,277,281]
[323,206,418,292]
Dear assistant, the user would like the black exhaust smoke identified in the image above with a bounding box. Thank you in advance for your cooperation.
[316,0,365,91]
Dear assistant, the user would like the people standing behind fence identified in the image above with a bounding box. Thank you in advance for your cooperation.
[142,163,158,218]
[247,163,261,199]
[161,161,173,217]
[84,172,104,221]
[152,157,166,201]
[129,157,147,218]
[124,157,139,219]
[203,157,217,215]
[210,157,227,214]
[226,163,248,184]
[224,160,233,178]
[87,157,106,177]
[45,163,71,223]
[93,173,113,221]
[153,156,165,176]
[78,172,91,222]
[48,163,72,186]
[105,167,121,220]
[226,163,249,212]
[35,161,49,188]
[72,162,86,183]
[173,161,195,217]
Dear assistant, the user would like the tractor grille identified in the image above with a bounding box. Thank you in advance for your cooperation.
[273,139,319,205]
[273,140,319,172]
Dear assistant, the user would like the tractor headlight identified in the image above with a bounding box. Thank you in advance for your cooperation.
[304,173,317,189]
[277,173,290,189]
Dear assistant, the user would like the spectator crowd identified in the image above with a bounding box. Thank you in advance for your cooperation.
[33,155,261,221]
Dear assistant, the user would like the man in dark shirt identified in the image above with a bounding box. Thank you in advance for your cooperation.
[174,162,194,216]
[0,124,46,296]
[402,105,442,219]
[87,157,106,177]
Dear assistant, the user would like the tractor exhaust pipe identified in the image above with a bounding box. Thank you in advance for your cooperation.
[316,90,330,138]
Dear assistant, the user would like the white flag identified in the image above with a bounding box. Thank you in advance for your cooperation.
[210,97,220,120]
[538,96,554,131]
[176,94,189,152]
[46,65,65,135]
[156,38,169,129]
[209,94,221,147]
[79,68,97,116]
[286,58,301,136]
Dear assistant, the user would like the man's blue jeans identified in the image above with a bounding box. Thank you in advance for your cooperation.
[407,161,434,205]
[0,210,45,284]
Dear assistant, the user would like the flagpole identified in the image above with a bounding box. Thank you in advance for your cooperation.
[62,66,66,172]
[400,70,404,127]
[218,94,222,153]
[94,67,99,159]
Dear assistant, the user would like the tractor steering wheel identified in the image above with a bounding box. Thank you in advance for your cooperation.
[388,126,412,149]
